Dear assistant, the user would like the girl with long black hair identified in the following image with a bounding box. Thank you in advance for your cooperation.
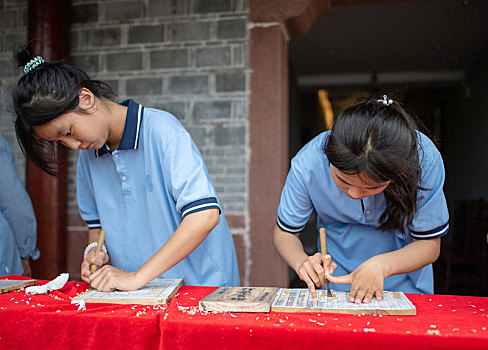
[273,97,449,303]
[10,43,240,291]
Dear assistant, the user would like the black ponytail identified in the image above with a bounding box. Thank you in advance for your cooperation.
[10,43,115,175]
[324,99,421,234]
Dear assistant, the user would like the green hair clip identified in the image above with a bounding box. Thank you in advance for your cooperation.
[23,56,45,74]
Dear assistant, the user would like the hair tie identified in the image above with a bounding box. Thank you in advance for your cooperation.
[377,95,393,106]
[23,56,45,74]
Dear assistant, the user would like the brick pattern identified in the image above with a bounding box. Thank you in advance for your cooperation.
[0,0,250,285]
[0,0,27,179]
[70,0,249,219]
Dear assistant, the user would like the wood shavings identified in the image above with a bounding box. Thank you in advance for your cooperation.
[177,305,219,316]
[71,299,86,311]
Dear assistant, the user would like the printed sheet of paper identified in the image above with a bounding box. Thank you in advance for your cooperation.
[199,287,280,312]
[72,278,183,305]
[0,279,37,294]
[271,289,416,315]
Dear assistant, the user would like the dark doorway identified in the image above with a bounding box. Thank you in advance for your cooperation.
[287,0,488,295]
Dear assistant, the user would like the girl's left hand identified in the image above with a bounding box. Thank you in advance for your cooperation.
[325,257,386,304]
[88,265,144,292]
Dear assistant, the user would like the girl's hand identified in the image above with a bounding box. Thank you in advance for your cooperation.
[326,257,386,304]
[21,258,32,277]
[80,248,109,283]
[88,265,143,292]
[296,253,337,295]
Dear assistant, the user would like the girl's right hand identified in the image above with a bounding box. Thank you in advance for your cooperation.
[80,249,109,283]
[295,253,337,294]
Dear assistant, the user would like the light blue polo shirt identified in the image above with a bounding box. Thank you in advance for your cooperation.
[76,99,240,287]
[277,131,449,294]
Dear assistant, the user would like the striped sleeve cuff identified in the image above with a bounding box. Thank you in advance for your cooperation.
[181,197,221,218]
[277,217,305,233]
[410,222,449,240]
[86,219,101,230]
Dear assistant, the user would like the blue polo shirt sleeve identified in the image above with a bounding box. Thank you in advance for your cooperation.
[162,131,221,218]
[409,134,449,239]
[0,136,39,261]
[277,155,314,233]
[76,153,101,230]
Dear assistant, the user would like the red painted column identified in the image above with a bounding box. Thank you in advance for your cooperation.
[249,25,289,287]
[27,0,70,279]
[248,0,329,287]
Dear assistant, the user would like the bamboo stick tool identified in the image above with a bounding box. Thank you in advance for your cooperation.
[320,227,332,297]
[89,229,106,289]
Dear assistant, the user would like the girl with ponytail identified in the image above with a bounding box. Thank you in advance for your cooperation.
[10,43,240,291]
[273,97,449,303]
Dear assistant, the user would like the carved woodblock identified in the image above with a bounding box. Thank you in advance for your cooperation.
[199,287,280,312]
[72,279,183,305]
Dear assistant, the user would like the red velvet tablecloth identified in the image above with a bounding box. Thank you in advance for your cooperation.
[1,276,487,349]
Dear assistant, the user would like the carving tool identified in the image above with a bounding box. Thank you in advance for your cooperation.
[89,229,106,290]
[320,227,332,297]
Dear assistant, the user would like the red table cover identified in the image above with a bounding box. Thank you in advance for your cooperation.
[1,276,487,349]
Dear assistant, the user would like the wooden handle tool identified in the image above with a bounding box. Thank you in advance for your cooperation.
[90,229,106,274]
[319,227,332,297]
[89,229,106,290]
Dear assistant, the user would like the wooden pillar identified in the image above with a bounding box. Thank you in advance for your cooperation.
[27,0,70,279]
[248,0,329,287]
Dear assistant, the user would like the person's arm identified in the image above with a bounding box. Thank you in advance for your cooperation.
[327,238,441,303]
[273,224,336,294]
[88,208,219,291]
[0,140,39,265]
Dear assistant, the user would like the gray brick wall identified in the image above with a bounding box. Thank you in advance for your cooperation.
[0,0,27,179]
[0,0,249,284]
[0,0,249,235]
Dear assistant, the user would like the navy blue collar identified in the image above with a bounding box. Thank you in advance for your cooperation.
[95,99,144,158]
